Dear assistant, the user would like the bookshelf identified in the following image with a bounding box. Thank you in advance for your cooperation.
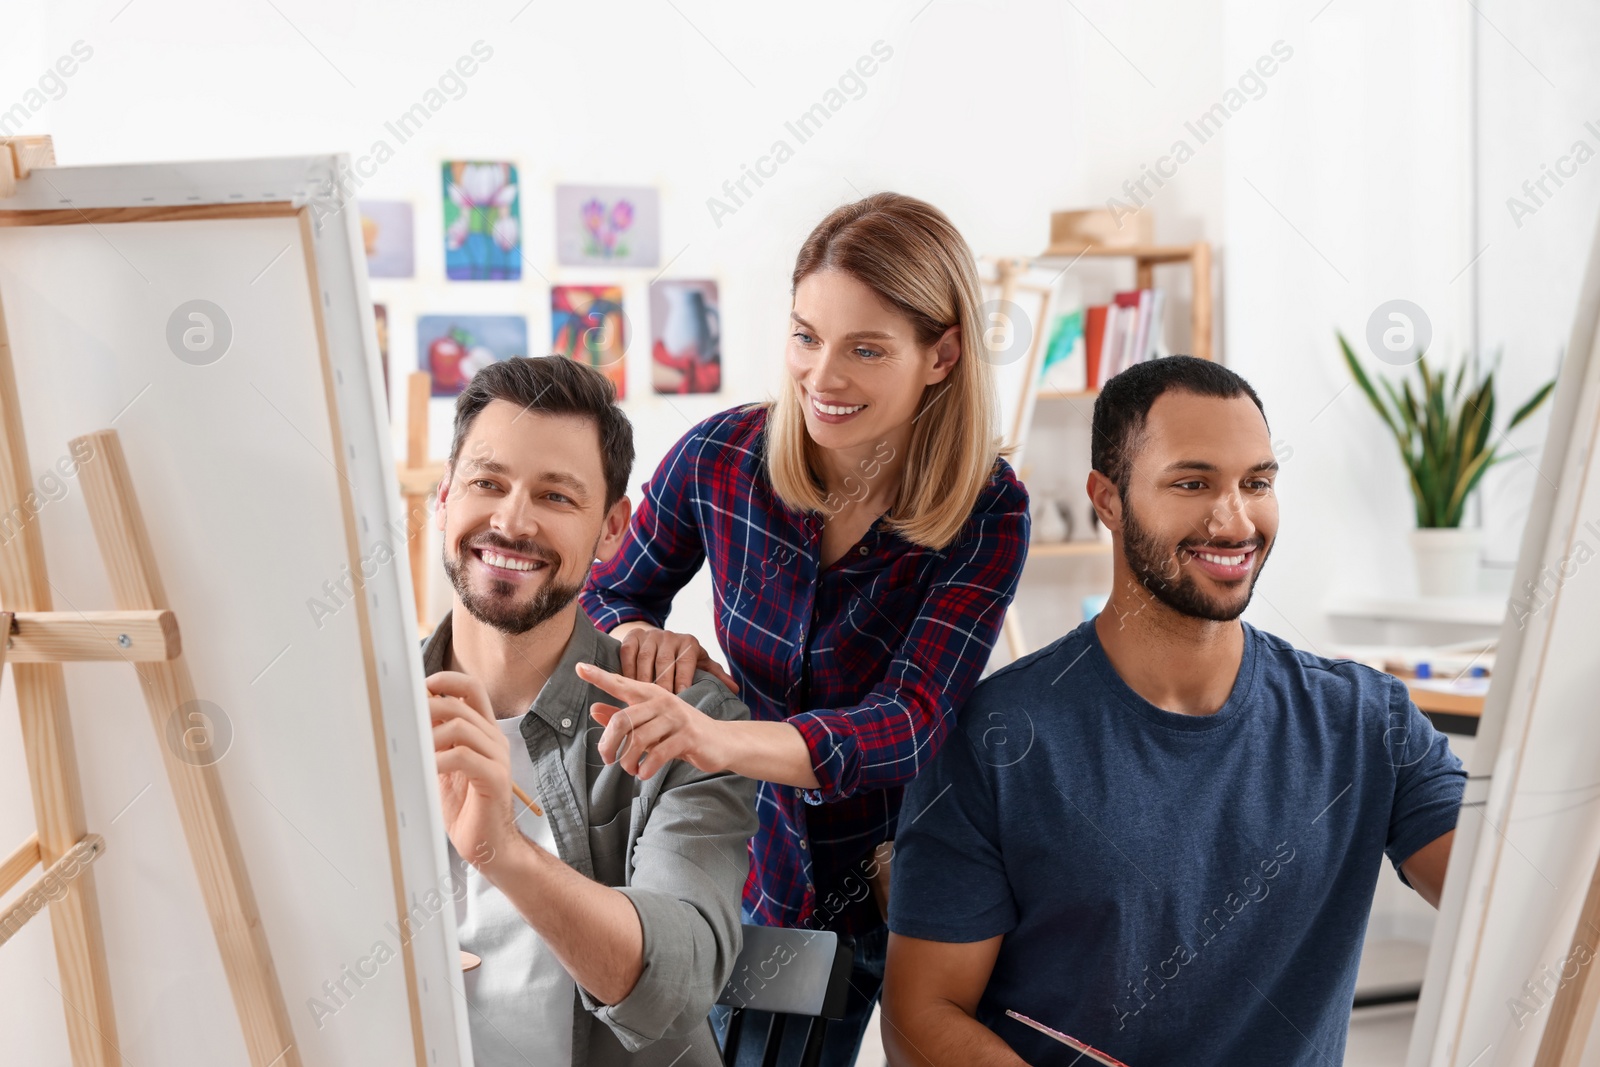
[982,240,1215,661]
[982,241,1214,364]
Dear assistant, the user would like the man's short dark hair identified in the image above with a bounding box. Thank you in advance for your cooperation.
[449,356,635,508]
[1091,355,1267,493]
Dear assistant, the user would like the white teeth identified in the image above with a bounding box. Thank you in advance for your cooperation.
[480,550,539,572]
[812,398,866,416]
[1195,550,1250,567]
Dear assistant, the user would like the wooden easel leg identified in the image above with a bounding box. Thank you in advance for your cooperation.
[406,371,431,631]
[0,290,123,1067]
[13,663,124,1066]
[1533,858,1600,1066]
[74,429,301,1067]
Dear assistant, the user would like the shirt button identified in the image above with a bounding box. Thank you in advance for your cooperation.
[800,840,808,850]
[794,787,804,798]
[805,882,813,893]
[560,717,572,729]
[858,545,869,555]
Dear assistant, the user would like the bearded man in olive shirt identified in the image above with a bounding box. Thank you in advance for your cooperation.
[426,356,758,1066]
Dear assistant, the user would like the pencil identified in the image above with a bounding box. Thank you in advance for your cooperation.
[427,684,543,816]
[511,782,543,818]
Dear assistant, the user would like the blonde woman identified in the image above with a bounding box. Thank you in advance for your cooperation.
[578,193,1029,1066]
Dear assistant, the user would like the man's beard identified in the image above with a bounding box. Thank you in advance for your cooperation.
[1120,495,1268,622]
[444,532,586,635]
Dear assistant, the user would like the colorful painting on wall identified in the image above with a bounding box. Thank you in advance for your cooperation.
[442,161,521,281]
[555,184,660,268]
[551,286,627,399]
[359,201,415,278]
[417,314,528,397]
[374,303,391,412]
[650,280,721,394]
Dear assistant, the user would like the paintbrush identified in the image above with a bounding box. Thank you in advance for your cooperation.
[510,782,543,818]
[1004,1010,1133,1067]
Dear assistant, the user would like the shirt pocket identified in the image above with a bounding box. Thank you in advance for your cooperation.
[587,805,631,885]
[623,795,651,884]
[588,794,653,886]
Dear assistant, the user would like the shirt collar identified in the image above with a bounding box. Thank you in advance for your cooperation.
[420,609,602,738]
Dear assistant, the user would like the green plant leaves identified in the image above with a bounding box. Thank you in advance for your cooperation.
[1334,330,1556,528]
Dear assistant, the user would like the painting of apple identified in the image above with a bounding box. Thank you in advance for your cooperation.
[417,315,528,397]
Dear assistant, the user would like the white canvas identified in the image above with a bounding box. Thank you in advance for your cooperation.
[0,156,469,1067]
[1408,209,1600,1067]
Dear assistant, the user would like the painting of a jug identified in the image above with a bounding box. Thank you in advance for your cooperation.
[651,280,721,394]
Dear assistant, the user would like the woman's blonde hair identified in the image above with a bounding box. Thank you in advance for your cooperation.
[766,192,1001,550]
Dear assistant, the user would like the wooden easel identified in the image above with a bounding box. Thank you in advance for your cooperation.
[396,371,443,629]
[1532,858,1600,1065]
[0,136,301,1067]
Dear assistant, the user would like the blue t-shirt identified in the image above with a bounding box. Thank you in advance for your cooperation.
[889,619,1464,1067]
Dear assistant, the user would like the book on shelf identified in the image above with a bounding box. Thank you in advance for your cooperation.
[1073,287,1168,390]
[1038,309,1087,393]
[1083,305,1108,390]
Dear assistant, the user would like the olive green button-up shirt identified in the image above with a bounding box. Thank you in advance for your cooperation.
[423,611,758,1066]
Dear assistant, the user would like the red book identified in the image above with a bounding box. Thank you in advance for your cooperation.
[1084,305,1108,390]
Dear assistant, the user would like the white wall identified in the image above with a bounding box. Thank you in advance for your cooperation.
[1220,0,1476,650]
[1472,0,1600,568]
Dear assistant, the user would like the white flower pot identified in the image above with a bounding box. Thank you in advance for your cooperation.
[1410,526,1484,597]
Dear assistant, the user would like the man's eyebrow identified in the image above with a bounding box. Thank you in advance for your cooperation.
[540,470,591,495]
[1160,459,1280,474]
[460,458,592,495]
[462,457,511,477]
[790,311,896,342]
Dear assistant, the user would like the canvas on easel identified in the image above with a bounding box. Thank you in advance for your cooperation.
[0,145,469,1067]
[1406,207,1600,1066]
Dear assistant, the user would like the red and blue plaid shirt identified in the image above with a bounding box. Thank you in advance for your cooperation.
[581,404,1029,933]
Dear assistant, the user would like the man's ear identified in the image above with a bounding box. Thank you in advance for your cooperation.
[594,495,633,564]
[434,464,452,531]
[926,324,961,385]
[1086,470,1123,536]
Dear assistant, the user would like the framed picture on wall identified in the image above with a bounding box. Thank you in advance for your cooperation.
[551,285,628,399]
[417,314,529,397]
[442,161,522,281]
[555,184,660,268]
[359,200,415,278]
[650,279,721,394]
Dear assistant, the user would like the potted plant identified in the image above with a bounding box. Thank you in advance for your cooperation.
[1337,333,1555,597]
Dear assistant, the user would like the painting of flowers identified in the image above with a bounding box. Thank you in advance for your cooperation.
[443,161,521,281]
[551,285,628,399]
[417,315,528,397]
[555,184,659,268]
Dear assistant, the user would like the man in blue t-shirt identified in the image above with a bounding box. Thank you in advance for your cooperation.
[882,356,1465,1067]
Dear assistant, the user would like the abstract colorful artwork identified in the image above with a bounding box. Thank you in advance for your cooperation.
[551,286,627,399]
[650,280,721,394]
[442,161,521,281]
[555,184,660,268]
[417,314,528,397]
[358,200,415,278]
